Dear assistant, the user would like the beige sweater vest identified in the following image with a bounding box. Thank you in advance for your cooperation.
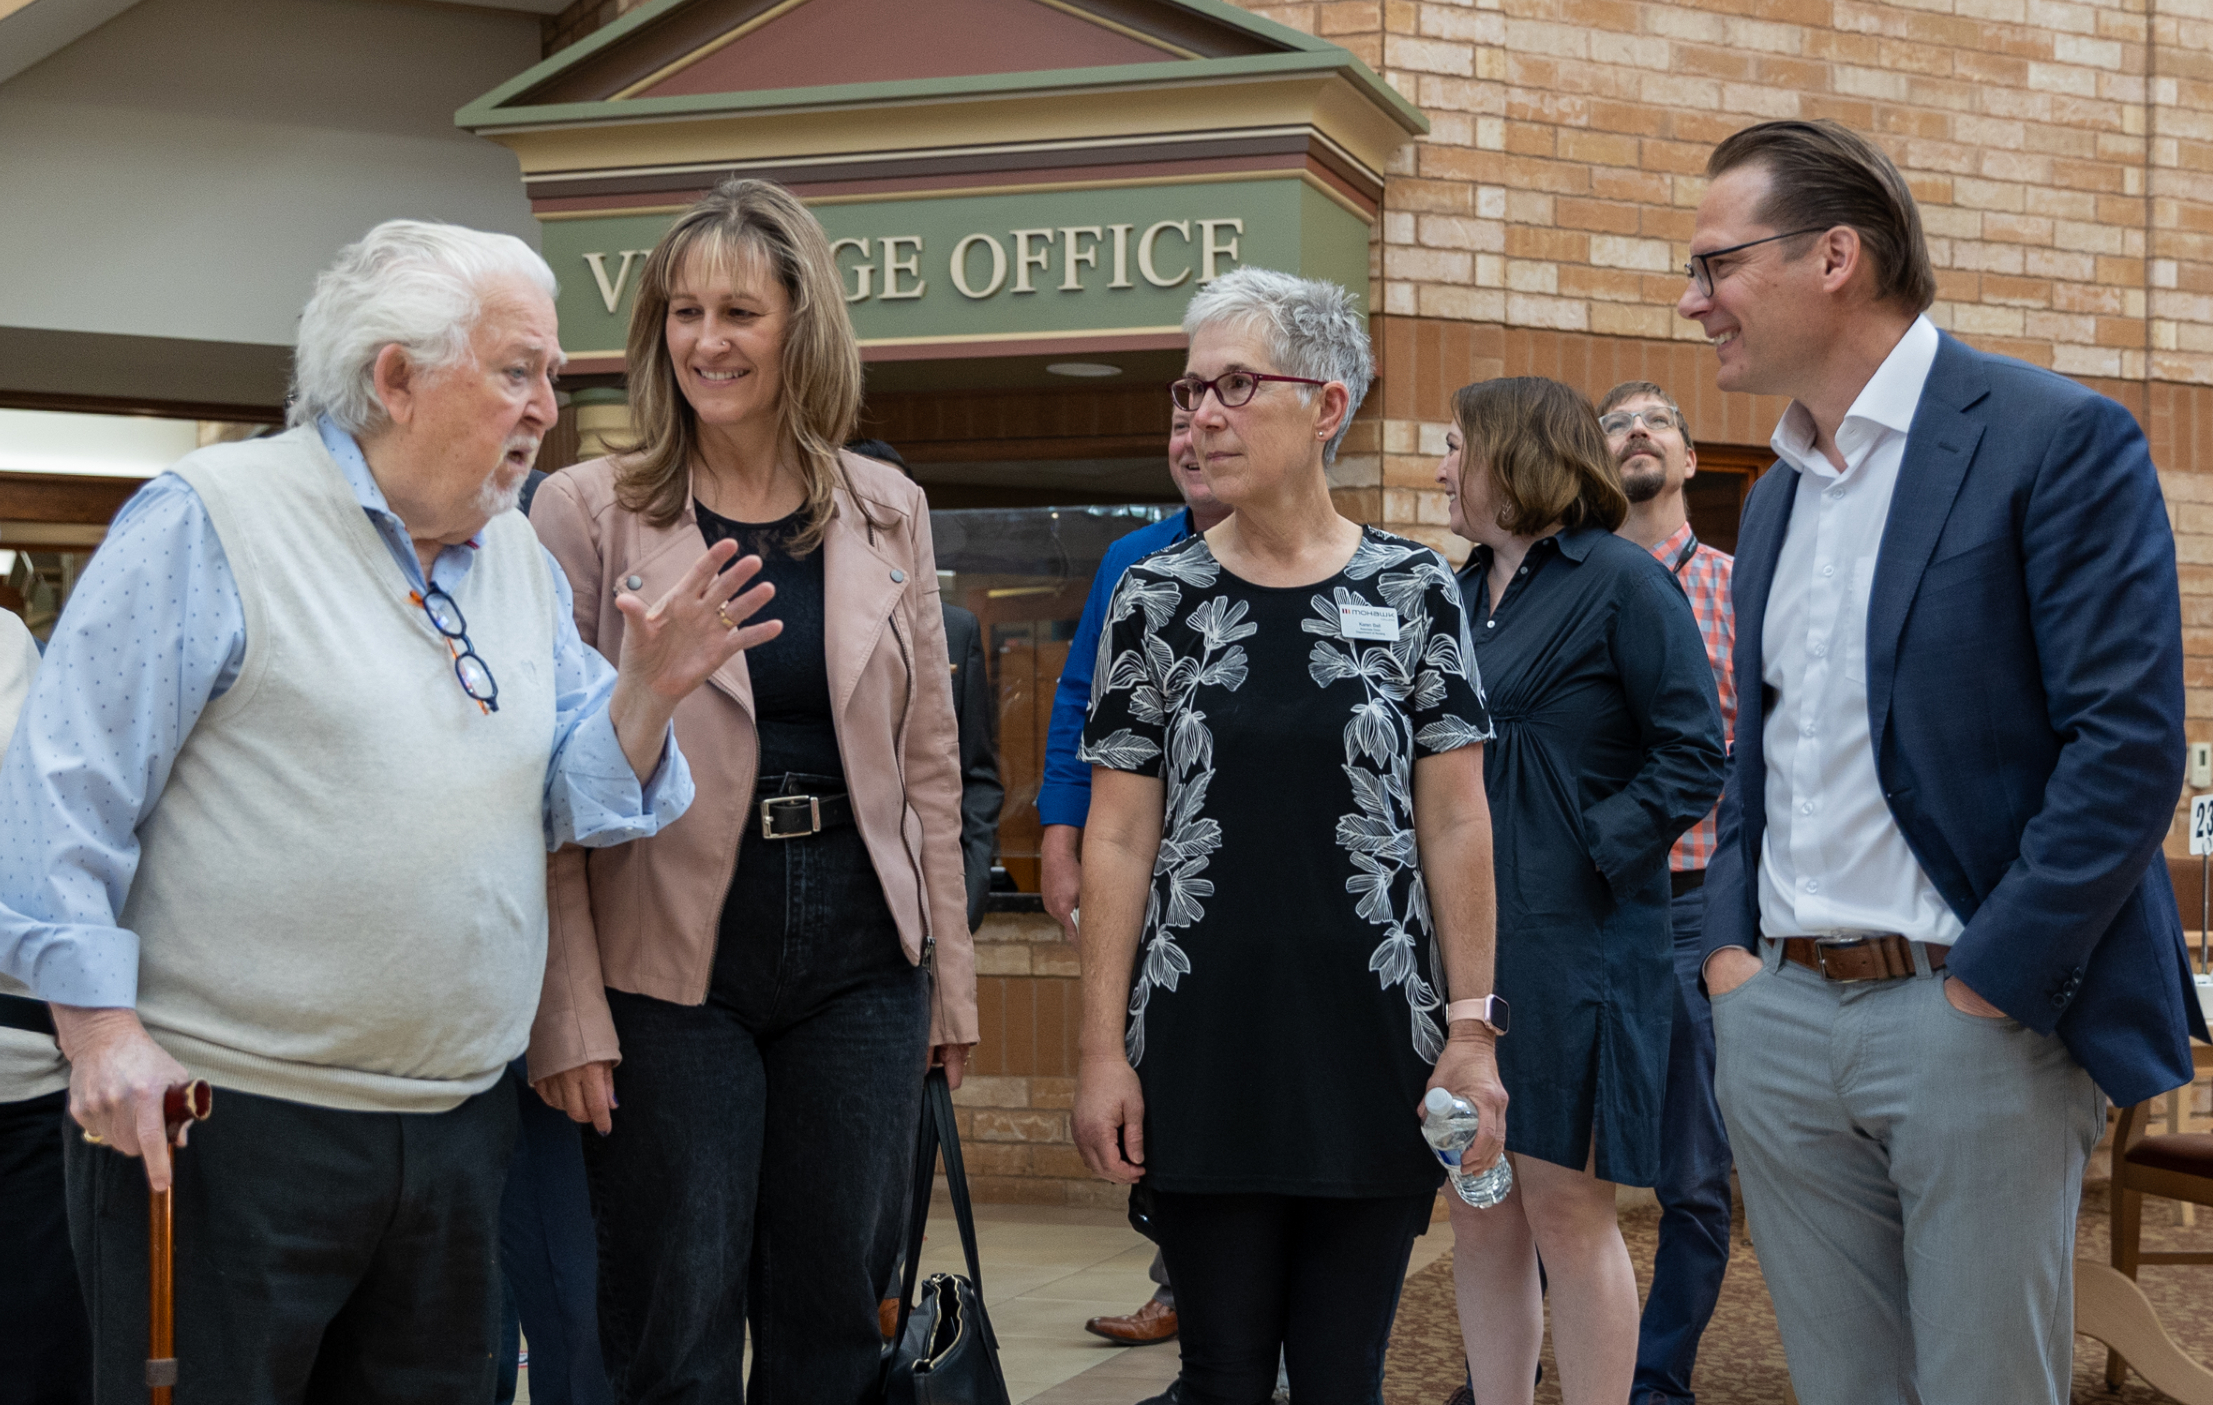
[121,427,556,1112]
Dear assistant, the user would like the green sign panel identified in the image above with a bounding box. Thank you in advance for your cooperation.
[540,177,1370,356]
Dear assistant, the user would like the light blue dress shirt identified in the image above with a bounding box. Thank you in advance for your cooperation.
[0,419,692,1009]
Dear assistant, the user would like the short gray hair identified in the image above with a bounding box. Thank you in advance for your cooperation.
[289,220,557,435]
[1181,267,1372,463]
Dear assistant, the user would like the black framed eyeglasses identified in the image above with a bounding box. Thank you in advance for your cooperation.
[1683,228,1829,297]
[414,587,499,714]
[1168,371,1330,412]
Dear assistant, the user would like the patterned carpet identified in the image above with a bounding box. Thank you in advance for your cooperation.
[1381,1184,2213,1404]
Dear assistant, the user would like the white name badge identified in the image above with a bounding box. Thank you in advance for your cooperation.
[1340,604,1400,642]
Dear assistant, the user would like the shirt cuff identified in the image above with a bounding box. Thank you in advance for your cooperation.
[9,923,141,1008]
[1035,783,1091,829]
[547,705,696,849]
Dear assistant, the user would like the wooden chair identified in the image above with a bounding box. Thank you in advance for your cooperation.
[2075,1099,2213,1402]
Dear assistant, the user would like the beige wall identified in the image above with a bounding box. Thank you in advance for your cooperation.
[0,0,542,351]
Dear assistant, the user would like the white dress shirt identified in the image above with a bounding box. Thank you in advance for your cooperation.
[1757,315,1964,945]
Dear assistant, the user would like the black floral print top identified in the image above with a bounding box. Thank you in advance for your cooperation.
[1082,527,1492,1195]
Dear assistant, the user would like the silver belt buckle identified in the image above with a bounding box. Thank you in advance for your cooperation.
[1814,942,1859,982]
[759,794,822,840]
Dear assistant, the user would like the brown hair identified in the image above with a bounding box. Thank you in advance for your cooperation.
[613,178,863,550]
[1451,377,1628,536]
[1706,119,1936,315]
[1597,379,1695,451]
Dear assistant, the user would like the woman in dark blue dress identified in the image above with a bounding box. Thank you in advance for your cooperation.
[1434,378,1724,1405]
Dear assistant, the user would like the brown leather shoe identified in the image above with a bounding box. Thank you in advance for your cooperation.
[1084,1296,1178,1344]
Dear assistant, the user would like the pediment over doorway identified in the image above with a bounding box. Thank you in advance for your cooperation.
[506,0,1292,109]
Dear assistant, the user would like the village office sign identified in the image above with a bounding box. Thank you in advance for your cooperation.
[541,176,1371,357]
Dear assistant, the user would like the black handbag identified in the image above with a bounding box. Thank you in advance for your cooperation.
[881,1068,1012,1405]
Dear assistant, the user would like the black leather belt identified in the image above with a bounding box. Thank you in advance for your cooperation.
[758,790,854,840]
[0,992,56,1037]
[1671,868,1706,897]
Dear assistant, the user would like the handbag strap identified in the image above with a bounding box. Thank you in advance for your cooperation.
[891,1068,988,1345]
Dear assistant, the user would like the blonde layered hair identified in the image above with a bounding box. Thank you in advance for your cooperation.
[614,179,863,550]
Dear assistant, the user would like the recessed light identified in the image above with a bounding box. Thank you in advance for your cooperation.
[1046,362,1122,378]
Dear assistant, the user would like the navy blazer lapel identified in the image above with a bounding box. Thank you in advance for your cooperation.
[1865,334,1988,762]
[1733,458,1798,762]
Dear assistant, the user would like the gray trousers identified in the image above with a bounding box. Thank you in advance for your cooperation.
[1711,938,2105,1405]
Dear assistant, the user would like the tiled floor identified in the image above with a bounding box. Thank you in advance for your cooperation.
[518,1201,1454,1404]
[907,1201,1459,1405]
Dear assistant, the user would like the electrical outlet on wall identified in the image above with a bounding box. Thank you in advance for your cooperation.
[2192,742,2212,791]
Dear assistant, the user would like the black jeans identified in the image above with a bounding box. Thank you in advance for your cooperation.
[586,798,931,1404]
[1150,1188,1433,1405]
[64,1082,514,1404]
[1,1090,91,1405]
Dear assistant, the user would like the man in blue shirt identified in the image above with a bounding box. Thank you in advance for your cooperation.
[1044,406,1226,1361]
[1039,406,1228,940]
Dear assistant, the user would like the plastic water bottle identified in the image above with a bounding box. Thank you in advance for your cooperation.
[1421,1086,1513,1208]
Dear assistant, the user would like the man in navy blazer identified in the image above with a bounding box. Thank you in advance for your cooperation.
[1683,120,2201,1405]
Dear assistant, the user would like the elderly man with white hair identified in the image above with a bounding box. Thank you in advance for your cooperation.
[0,220,778,1399]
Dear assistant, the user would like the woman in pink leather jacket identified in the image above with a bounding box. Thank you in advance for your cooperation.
[527,178,976,1401]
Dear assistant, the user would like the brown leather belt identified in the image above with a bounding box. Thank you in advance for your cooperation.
[1780,935,1947,983]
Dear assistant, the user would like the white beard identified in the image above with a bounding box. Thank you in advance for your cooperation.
[476,470,525,518]
[476,436,537,518]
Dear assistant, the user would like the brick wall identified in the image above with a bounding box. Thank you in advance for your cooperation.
[1245,0,2213,387]
[951,914,1130,1207]
[1232,0,2213,857]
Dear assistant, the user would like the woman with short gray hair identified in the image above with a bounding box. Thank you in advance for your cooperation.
[1073,268,1506,1402]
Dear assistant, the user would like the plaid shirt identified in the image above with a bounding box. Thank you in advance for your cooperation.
[1647,521,1736,871]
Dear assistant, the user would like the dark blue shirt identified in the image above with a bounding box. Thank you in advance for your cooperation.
[1458,521,1725,1185]
[1036,508,1193,827]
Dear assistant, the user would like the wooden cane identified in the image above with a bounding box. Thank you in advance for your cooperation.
[148,1080,212,1403]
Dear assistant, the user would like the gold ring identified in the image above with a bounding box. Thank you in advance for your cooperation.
[81,1130,105,1145]
[718,604,736,630]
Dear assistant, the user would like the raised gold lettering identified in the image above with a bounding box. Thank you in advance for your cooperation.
[1138,221,1192,288]
[583,251,642,314]
[880,236,925,300]
[1196,219,1244,283]
[951,234,1008,299]
[1059,226,1103,291]
[1010,229,1055,294]
[830,237,874,302]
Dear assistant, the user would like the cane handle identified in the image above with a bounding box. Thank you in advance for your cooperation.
[161,1080,211,1146]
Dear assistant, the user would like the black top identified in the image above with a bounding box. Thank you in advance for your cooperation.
[1457,522,1724,1186]
[1082,528,1491,1196]
[694,500,844,787]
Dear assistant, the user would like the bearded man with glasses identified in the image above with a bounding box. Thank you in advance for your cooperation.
[1598,381,1737,1405]
[0,221,773,1401]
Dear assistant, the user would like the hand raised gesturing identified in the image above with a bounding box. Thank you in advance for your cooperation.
[606,539,781,779]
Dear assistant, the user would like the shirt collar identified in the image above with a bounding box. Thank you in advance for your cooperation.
[1646,520,1695,566]
[317,415,480,592]
[317,416,399,519]
[1769,314,1940,480]
[1553,521,1606,562]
